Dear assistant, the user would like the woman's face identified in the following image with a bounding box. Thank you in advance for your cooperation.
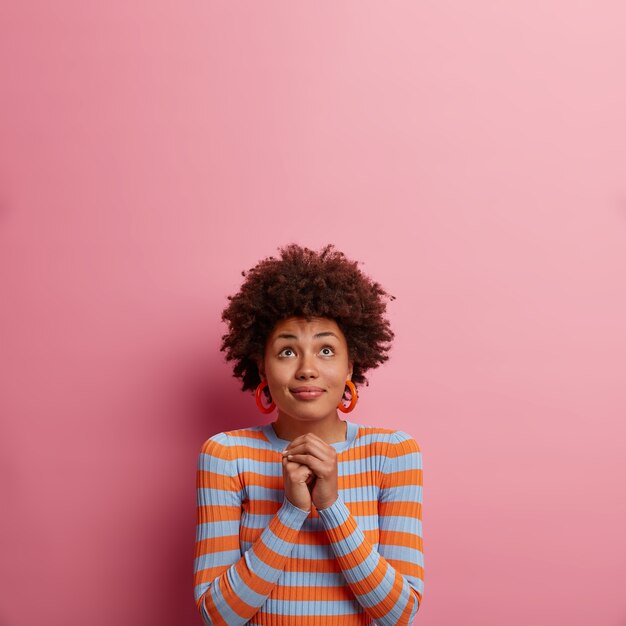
[259,316,353,424]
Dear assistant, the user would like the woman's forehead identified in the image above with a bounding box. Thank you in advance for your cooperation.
[269,316,344,338]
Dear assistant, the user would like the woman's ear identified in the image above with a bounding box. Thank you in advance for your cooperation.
[257,359,265,380]
[347,361,354,381]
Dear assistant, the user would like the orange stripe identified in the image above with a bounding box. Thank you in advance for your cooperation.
[234,558,274,596]
[238,525,323,545]
[269,513,308,542]
[243,498,406,521]
[387,437,421,456]
[239,471,283,489]
[240,526,383,548]
[221,574,257,621]
[197,504,241,521]
[366,566,404,619]
[380,468,422,486]
[398,593,417,625]
[201,588,229,626]
[282,558,342,572]
[201,439,279,464]
[249,614,372,626]
[251,531,299,571]
[223,429,268,441]
[378,529,418,546]
[335,543,374,574]
[308,500,380,518]
[343,555,389,598]
[194,534,240,556]
[194,565,227,585]
[245,500,281,515]
[379,529,424,552]
[199,440,231,459]
[236,469,403,491]
[201,429,418,466]
[378,500,422,518]
[197,470,240,491]
[270,584,356,601]
[338,443,389,462]
[382,560,424,581]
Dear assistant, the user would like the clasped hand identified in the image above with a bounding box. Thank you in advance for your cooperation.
[281,433,338,511]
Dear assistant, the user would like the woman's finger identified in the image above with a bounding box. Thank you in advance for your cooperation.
[284,457,315,483]
[283,453,328,476]
[283,437,333,460]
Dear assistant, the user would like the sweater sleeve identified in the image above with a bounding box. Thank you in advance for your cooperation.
[193,434,310,626]
[316,431,424,625]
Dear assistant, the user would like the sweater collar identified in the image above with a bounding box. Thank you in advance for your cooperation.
[262,420,358,453]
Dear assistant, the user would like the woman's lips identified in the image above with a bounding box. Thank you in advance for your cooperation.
[291,387,325,400]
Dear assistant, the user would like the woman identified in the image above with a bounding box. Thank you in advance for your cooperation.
[193,244,424,625]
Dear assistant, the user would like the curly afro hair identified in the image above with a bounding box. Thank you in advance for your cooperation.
[220,243,395,395]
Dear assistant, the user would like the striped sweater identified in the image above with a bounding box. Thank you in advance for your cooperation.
[193,420,424,625]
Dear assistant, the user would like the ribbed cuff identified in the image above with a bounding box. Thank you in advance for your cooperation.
[316,495,351,530]
[244,498,310,586]
[276,496,311,529]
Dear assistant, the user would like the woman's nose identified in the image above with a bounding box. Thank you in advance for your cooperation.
[296,352,318,379]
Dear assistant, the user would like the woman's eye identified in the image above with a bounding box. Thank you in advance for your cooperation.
[278,348,295,357]
[320,347,335,356]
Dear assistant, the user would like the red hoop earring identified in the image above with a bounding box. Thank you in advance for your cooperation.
[255,381,276,414]
[337,380,358,413]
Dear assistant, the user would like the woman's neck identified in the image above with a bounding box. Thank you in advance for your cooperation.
[273,413,347,444]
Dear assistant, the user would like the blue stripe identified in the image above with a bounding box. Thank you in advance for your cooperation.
[241,541,336,561]
[379,484,422,501]
[355,561,397,606]
[278,571,347,586]
[194,549,239,572]
[353,433,397,446]
[210,579,243,624]
[327,526,364,557]
[198,454,238,477]
[196,520,240,540]
[238,462,283,477]
[193,581,210,604]
[382,452,422,472]
[245,485,283,500]
[337,456,390,475]
[335,485,380,501]
[201,445,420,475]
[240,513,274,529]
[226,564,266,607]
[242,483,422,503]
[239,485,400,503]
[240,512,383,530]
[244,546,283,583]
[341,549,382,584]
[378,515,423,534]
[198,594,213,624]
[261,598,362,616]
[378,545,424,567]
[221,434,272,449]
[261,527,295,558]
[198,487,243,505]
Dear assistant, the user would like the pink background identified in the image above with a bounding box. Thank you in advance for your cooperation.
[1,2,625,625]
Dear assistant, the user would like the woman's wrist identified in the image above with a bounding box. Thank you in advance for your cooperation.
[315,494,339,511]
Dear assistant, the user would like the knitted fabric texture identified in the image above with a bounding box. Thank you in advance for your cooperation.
[193,421,424,625]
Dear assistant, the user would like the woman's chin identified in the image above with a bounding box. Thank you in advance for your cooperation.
[277,406,337,423]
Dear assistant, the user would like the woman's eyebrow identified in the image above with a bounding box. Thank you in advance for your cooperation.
[274,331,339,340]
